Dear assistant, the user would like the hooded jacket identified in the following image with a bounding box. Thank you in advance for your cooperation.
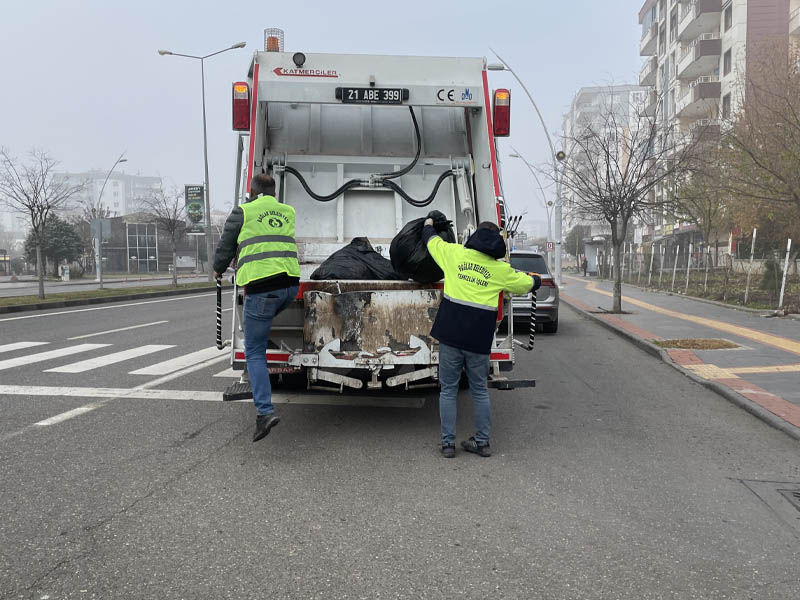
[422,225,535,354]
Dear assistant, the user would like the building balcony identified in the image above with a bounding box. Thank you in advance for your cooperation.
[677,0,722,42]
[640,57,659,86]
[640,90,660,117]
[689,118,722,141]
[791,6,800,37]
[677,33,721,80]
[676,77,720,118]
[640,22,658,56]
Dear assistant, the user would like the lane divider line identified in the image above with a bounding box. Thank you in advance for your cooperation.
[0,293,215,323]
[67,320,168,340]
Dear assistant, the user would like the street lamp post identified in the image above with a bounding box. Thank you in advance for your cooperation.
[488,51,567,286]
[508,148,554,269]
[95,153,127,289]
[158,41,247,282]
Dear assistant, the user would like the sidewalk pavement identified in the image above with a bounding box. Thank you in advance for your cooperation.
[561,274,800,440]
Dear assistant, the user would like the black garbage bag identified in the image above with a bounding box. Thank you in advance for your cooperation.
[390,211,455,283]
[310,237,402,280]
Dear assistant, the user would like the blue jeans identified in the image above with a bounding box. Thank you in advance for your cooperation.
[243,286,298,415]
[438,342,491,446]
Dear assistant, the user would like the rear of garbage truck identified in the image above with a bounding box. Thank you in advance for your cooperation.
[223,36,532,400]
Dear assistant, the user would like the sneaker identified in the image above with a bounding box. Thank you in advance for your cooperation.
[440,444,456,458]
[253,414,280,442]
[461,437,491,457]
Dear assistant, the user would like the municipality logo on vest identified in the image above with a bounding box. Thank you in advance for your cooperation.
[256,210,290,228]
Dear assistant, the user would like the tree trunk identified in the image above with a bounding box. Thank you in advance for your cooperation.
[613,240,623,313]
[172,246,178,287]
[35,243,45,300]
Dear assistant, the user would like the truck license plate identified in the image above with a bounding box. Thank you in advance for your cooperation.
[336,87,408,104]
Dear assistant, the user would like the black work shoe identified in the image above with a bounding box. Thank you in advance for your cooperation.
[441,444,456,459]
[252,414,280,442]
[461,437,491,457]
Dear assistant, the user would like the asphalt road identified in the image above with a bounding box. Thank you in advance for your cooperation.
[0,293,798,599]
[0,275,210,298]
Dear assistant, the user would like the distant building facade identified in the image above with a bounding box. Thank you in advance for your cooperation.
[561,84,648,238]
[56,170,162,218]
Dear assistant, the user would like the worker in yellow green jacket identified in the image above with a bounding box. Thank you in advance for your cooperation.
[423,213,541,458]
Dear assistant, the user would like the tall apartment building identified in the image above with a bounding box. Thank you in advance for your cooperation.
[562,85,648,235]
[57,171,162,218]
[636,0,799,247]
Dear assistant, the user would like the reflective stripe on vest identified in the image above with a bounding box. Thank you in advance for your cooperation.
[236,195,301,285]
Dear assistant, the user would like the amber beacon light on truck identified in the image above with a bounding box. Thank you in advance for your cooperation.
[232,82,250,131]
[493,89,511,137]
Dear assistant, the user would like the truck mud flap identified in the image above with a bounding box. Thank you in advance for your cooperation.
[487,378,536,391]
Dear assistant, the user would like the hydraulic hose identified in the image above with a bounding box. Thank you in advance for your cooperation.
[283,165,363,202]
[281,105,452,207]
[374,106,421,180]
[380,170,455,208]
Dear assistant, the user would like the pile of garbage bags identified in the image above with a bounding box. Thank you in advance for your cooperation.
[390,211,454,283]
[310,211,454,283]
[310,237,401,281]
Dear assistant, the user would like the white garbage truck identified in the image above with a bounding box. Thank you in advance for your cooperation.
[221,37,534,400]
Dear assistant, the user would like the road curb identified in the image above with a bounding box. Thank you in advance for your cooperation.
[562,298,800,442]
[0,285,225,315]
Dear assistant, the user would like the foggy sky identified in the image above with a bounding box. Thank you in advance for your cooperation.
[0,0,642,232]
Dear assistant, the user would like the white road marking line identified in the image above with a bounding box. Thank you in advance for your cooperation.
[222,307,233,312]
[135,354,230,388]
[213,367,239,378]
[34,403,104,426]
[45,345,175,373]
[129,346,227,376]
[0,341,49,354]
[0,293,214,322]
[0,343,110,371]
[67,320,168,340]
[0,385,426,407]
[0,353,232,439]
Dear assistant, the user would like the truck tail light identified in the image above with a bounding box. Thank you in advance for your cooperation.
[232,82,250,131]
[541,278,556,288]
[493,89,511,137]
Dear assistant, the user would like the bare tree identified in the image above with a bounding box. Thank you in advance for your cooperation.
[141,183,185,287]
[0,148,84,298]
[671,135,731,264]
[558,92,698,312]
[722,38,800,268]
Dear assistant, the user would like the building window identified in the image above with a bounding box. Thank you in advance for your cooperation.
[723,50,732,76]
[722,93,731,119]
[724,4,732,32]
[670,9,677,42]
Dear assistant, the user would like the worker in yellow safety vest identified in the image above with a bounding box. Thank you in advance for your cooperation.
[213,174,300,442]
[422,213,541,458]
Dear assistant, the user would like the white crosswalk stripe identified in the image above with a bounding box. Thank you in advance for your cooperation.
[129,346,228,376]
[0,341,49,354]
[45,344,175,374]
[213,367,239,378]
[0,344,111,371]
